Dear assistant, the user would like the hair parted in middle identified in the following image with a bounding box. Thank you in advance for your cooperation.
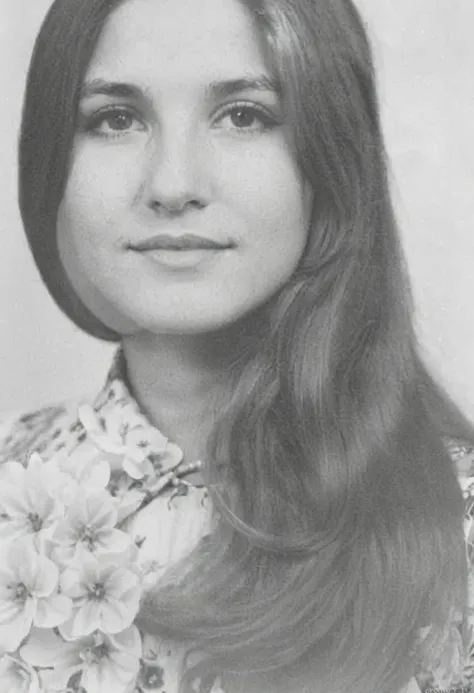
[18,0,468,692]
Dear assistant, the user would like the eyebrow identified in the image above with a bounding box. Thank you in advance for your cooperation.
[79,75,280,101]
[209,76,280,99]
[80,80,152,101]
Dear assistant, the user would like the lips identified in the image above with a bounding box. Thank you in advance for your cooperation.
[129,233,232,251]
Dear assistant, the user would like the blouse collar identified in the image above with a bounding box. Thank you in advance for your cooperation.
[75,349,205,508]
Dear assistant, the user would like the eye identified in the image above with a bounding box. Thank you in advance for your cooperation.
[82,107,146,138]
[214,102,277,134]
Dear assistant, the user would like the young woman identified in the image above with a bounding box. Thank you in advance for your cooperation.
[0,0,473,691]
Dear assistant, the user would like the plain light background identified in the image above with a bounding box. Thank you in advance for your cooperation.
[0,0,473,418]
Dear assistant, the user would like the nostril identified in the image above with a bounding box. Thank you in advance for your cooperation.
[149,198,206,214]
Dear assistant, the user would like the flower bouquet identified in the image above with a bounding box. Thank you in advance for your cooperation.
[0,402,191,693]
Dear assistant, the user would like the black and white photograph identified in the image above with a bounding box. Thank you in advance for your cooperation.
[0,1,473,692]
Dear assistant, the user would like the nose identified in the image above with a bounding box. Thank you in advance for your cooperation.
[143,124,212,214]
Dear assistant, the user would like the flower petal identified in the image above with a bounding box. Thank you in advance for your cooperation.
[34,593,72,628]
[78,405,103,436]
[0,491,31,523]
[59,568,84,599]
[0,598,22,625]
[105,569,139,600]
[0,606,34,653]
[20,626,79,668]
[21,555,59,598]
[87,492,118,529]
[162,443,184,470]
[99,584,141,634]
[108,648,142,683]
[99,599,131,634]
[82,634,141,693]
[0,462,26,485]
[84,459,111,490]
[122,457,145,480]
[0,654,40,693]
[95,528,131,555]
[27,452,45,473]
[39,664,83,692]
[70,600,102,637]
[0,524,33,544]
[109,625,142,655]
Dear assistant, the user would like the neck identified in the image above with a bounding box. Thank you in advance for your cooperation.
[121,318,265,457]
[123,332,220,417]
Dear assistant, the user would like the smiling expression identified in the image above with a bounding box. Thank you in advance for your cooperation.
[56,0,313,335]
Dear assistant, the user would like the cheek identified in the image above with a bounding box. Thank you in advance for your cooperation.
[56,191,140,335]
[57,184,124,267]
[58,159,104,243]
[218,135,309,208]
[55,150,123,291]
[61,144,142,232]
[56,190,103,301]
[216,143,311,260]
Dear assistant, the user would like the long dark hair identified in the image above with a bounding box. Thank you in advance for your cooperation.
[19,1,470,691]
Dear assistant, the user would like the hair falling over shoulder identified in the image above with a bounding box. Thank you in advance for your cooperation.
[137,2,469,691]
[18,0,470,691]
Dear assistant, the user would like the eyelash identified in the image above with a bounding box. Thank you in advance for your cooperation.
[213,101,278,134]
[80,101,278,139]
[81,107,145,139]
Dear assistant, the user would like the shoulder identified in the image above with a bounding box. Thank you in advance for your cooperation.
[0,397,88,465]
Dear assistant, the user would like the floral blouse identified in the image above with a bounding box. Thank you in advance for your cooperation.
[0,354,472,693]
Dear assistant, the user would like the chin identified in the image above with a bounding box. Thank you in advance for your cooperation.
[144,319,241,336]
[133,307,262,337]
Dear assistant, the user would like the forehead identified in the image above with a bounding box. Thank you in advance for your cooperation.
[86,0,271,86]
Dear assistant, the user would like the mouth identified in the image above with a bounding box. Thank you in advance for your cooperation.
[127,233,234,271]
[128,233,234,252]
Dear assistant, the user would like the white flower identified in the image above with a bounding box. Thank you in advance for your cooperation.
[105,472,147,525]
[59,554,141,636]
[123,427,183,481]
[42,451,111,506]
[78,404,183,480]
[0,543,72,653]
[53,489,131,563]
[0,654,40,693]
[78,405,155,479]
[140,441,184,483]
[21,625,142,693]
[0,455,64,548]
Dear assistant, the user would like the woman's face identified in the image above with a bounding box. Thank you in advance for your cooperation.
[57,0,312,335]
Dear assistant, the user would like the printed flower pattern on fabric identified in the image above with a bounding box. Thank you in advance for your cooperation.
[0,407,67,467]
[0,355,213,693]
[416,438,474,692]
[0,352,472,693]
[0,447,150,693]
[0,453,65,548]
[0,654,40,693]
